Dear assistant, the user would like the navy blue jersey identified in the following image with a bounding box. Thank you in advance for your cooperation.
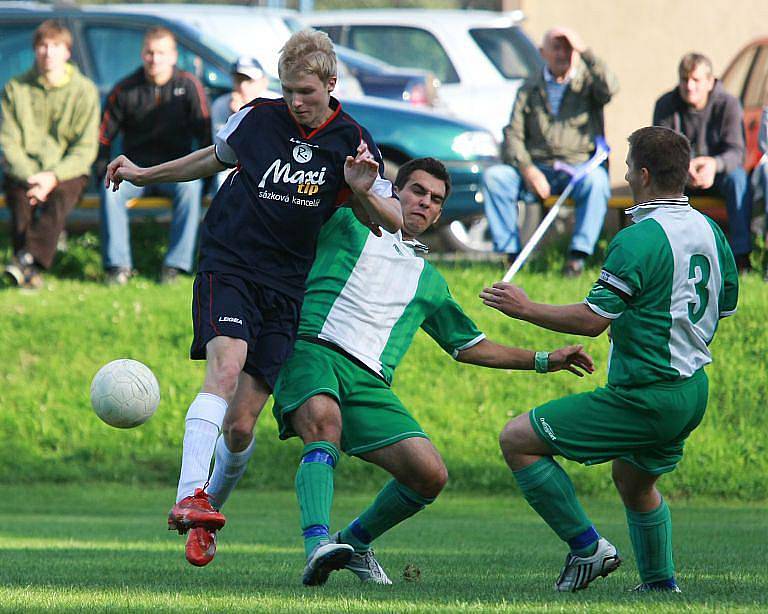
[198,97,393,301]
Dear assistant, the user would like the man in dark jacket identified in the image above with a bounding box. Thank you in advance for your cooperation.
[96,27,211,284]
[481,27,618,277]
[653,52,752,272]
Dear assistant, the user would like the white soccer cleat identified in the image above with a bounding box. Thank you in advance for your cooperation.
[331,532,392,584]
[555,537,622,592]
[302,542,354,586]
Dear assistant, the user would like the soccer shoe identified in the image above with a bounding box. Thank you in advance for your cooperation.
[301,542,354,587]
[331,532,392,584]
[168,488,226,534]
[632,581,682,593]
[554,537,622,592]
[185,527,217,567]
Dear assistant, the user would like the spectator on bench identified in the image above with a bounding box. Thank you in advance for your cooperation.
[653,52,752,273]
[96,27,211,285]
[0,20,99,289]
[752,106,768,281]
[481,26,618,277]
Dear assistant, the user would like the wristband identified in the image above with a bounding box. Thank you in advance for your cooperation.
[534,351,549,374]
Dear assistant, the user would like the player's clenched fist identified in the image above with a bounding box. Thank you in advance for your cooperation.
[344,140,379,195]
[104,155,146,191]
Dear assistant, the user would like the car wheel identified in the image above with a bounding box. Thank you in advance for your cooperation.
[439,202,541,253]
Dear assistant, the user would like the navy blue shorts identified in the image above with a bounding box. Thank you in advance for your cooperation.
[191,272,301,390]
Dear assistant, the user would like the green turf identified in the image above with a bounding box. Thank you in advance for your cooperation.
[1,484,766,612]
[2,232,767,498]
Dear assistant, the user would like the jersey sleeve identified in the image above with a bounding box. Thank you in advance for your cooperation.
[213,105,253,167]
[584,231,643,319]
[421,282,486,358]
[708,218,739,317]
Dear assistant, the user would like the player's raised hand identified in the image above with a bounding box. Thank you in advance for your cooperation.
[480,282,532,319]
[344,140,379,194]
[547,344,595,377]
[104,155,145,191]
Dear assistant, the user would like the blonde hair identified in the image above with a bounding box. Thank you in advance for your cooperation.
[34,20,72,51]
[278,29,337,83]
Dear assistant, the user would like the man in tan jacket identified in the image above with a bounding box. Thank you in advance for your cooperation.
[0,20,99,288]
[481,27,618,276]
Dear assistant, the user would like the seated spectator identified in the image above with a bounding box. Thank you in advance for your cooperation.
[752,106,768,280]
[210,56,271,192]
[481,26,618,276]
[653,52,752,273]
[0,20,99,289]
[96,27,211,285]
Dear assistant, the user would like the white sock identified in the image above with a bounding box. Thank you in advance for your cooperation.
[176,392,228,502]
[207,436,256,510]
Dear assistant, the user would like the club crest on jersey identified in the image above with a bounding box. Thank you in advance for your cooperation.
[258,158,327,196]
[293,144,313,164]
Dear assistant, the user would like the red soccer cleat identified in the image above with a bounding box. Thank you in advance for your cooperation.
[168,488,226,534]
[186,527,218,567]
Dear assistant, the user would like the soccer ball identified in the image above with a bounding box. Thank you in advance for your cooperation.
[90,359,160,428]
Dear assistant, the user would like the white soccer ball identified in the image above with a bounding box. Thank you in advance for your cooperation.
[90,359,160,428]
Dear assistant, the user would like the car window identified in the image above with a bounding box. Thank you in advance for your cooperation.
[721,45,757,100]
[348,26,459,84]
[83,24,229,96]
[0,23,38,89]
[469,27,541,80]
[743,45,768,107]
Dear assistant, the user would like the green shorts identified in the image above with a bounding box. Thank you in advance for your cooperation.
[530,369,709,475]
[273,339,428,456]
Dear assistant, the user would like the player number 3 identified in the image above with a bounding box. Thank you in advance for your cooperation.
[687,254,711,324]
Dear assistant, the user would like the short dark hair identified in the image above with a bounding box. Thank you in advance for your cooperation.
[34,20,72,51]
[627,127,691,193]
[394,157,451,202]
[678,52,713,79]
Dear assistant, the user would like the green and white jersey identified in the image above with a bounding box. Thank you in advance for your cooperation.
[585,198,738,387]
[298,208,485,384]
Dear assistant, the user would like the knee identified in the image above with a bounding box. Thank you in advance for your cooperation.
[295,409,342,445]
[222,415,256,451]
[409,461,448,500]
[579,168,610,198]
[208,359,242,399]
[483,164,520,192]
[498,418,524,458]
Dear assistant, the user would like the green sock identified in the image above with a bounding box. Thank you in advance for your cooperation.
[339,479,434,552]
[295,441,339,557]
[626,499,675,583]
[513,457,596,552]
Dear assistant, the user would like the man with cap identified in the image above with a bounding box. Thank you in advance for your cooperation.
[210,57,272,191]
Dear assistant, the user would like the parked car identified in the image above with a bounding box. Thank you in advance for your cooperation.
[0,2,498,250]
[721,37,768,170]
[307,9,543,139]
[91,4,440,108]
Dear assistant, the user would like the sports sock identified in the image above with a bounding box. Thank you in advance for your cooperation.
[176,393,228,502]
[512,457,597,553]
[626,498,675,583]
[339,479,435,552]
[206,436,255,510]
[295,441,339,557]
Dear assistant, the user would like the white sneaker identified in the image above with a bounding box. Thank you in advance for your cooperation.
[555,537,622,592]
[301,542,354,587]
[331,532,392,584]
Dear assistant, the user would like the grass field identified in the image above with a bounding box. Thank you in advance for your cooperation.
[2,228,768,498]
[2,484,766,613]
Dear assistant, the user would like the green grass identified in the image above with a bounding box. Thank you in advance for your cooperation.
[1,485,766,613]
[1,228,768,498]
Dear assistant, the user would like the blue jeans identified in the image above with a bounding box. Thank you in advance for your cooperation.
[100,180,202,272]
[482,162,610,255]
[688,167,752,256]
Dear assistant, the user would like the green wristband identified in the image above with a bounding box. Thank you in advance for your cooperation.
[534,351,549,374]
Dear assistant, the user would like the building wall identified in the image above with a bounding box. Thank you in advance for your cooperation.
[518,0,768,191]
